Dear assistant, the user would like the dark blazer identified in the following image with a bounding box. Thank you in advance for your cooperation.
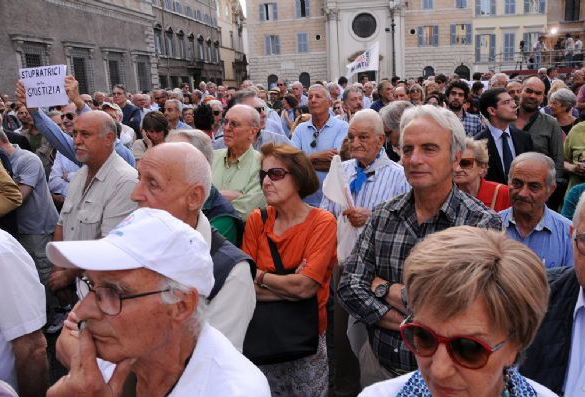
[474,125,533,185]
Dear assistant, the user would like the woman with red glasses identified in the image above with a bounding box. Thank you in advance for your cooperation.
[360,226,554,397]
[242,143,336,396]
[454,138,510,211]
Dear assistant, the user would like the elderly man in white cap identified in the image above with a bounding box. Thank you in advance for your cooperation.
[46,208,270,397]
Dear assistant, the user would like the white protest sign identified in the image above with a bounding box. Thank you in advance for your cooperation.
[19,65,68,108]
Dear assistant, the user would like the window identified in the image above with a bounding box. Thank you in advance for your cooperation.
[565,0,580,21]
[230,31,234,48]
[152,0,159,5]
[259,3,278,21]
[197,37,204,60]
[174,1,182,13]
[107,52,125,87]
[22,43,48,68]
[186,6,194,18]
[71,48,94,95]
[352,13,377,38]
[297,32,309,53]
[154,29,163,55]
[475,0,496,15]
[299,72,310,87]
[505,0,516,13]
[206,41,212,61]
[196,9,202,20]
[417,25,439,46]
[475,33,496,62]
[455,0,468,7]
[188,35,195,60]
[265,35,281,55]
[295,0,310,17]
[524,0,545,13]
[523,32,540,52]
[164,0,172,10]
[166,31,175,57]
[450,24,472,45]
[503,32,516,61]
[136,56,151,92]
[178,33,186,58]
[423,0,433,9]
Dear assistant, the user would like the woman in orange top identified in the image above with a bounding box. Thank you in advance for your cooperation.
[454,138,510,211]
[242,143,336,397]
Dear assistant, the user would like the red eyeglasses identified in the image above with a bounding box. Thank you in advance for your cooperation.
[400,321,508,369]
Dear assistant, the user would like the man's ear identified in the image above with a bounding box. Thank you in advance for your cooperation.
[186,184,206,212]
[169,289,198,323]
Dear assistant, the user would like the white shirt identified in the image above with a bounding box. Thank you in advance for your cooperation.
[0,231,46,391]
[48,152,80,196]
[487,124,517,171]
[563,287,585,396]
[359,371,558,397]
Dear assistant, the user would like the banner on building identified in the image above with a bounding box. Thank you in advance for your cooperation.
[19,65,68,108]
[346,42,379,78]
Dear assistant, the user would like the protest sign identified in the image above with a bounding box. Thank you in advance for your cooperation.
[19,65,68,108]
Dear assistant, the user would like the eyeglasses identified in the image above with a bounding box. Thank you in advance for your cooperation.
[277,83,285,86]
[255,106,265,114]
[112,92,125,96]
[310,131,319,148]
[574,233,585,255]
[213,110,222,116]
[400,321,508,369]
[76,276,170,316]
[459,158,476,169]
[221,118,246,129]
[61,113,75,121]
[259,168,289,184]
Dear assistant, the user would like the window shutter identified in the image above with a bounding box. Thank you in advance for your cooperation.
[490,0,496,14]
[295,0,301,18]
[538,0,545,13]
[274,36,281,54]
[475,34,481,61]
[259,4,266,21]
[305,0,311,16]
[272,3,278,20]
[524,0,530,12]
[433,25,439,46]
[466,24,472,44]
[475,0,481,15]
[417,26,423,46]
[265,35,271,55]
[450,24,456,45]
[489,34,496,61]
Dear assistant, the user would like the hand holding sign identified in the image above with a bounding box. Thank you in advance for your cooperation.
[19,65,68,108]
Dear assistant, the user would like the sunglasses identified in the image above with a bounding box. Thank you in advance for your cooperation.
[310,131,319,148]
[213,110,221,116]
[459,158,476,169]
[259,168,289,184]
[255,106,265,114]
[400,322,508,369]
[61,113,75,121]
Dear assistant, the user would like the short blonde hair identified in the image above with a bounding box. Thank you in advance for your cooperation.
[465,137,489,165]
[404,226,549,352]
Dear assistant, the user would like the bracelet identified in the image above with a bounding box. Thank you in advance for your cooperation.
[256,271,267,288]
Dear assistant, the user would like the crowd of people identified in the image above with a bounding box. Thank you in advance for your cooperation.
[1,65,585,397]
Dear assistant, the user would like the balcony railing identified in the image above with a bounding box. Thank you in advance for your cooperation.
[485,49,583,72]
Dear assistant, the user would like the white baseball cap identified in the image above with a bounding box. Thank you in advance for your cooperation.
[46,208,214,296]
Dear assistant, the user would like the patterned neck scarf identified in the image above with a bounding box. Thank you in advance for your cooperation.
[396,369,537,397]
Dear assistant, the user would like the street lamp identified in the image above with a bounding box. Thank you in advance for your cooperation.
[388,1,403,77]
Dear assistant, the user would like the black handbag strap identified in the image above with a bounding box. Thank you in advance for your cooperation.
[260,208,286,275]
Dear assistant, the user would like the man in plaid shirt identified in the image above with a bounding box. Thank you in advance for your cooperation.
[338,105,503,387]
[446,81,483,137]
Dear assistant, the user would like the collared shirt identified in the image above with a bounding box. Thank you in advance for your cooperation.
[48,152,80,196]
[291,115,348,206]
[211,146,265,220]
[564,287,585,396]
[320,151,410,217]
[499,206,574,268]
[59,150,138,241]
[173,120,192,130]
[460,110,483,137]
[488,124,517,172]
[338,186,503,372]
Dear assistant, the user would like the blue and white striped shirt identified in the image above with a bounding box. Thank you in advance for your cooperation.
[320,151,411,217]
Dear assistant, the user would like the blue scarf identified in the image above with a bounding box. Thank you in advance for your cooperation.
[396,369,537,397]
[349,151,382,195]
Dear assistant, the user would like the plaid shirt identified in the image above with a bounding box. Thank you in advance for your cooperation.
[337,186,503,372]
[460,110,483,137]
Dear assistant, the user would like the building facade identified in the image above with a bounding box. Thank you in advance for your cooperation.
[246,0,327,89]
[153,0,222,89]
[403,0,473,79]
[216,0,247,87]
[546,0,584,64]
[1,0,157,96]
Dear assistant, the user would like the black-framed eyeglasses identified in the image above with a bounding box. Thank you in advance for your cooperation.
[76,276,170,316]
[61,113,75,121]
[255,106,265,114]
[213,110,222,116]
[259,168,289,184]
[310,131,319,148]
[400,317,508,370]
[459,158,476,169]
[574,233,585,255]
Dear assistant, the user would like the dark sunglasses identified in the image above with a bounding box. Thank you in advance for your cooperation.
[400,322,507,369]
[255,106,265,114]
[259,168,289,184]
[61,113,75,121]
[213,110,222,116]
[310,131,319,148]
[459,158,476,169]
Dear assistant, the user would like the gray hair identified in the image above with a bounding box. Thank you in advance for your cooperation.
[342,86,364,102]
[230,104,260,129]
[509,152,556,191]
[166,99,182,112]
[379,101,414,132]
[46,110,62,118]
[399,104,466,161]
[208,99,222,110]
[326,82,339,94]
[167,129,214,165]
[292,81,303,89]
[350,109,385,136]
[550,88,577,111]
[308,84,331,100]
[490,73,509,87]
[159,277,206,337]
[232,89,258,104]
[573,191,585,235]
[94,110,118,138]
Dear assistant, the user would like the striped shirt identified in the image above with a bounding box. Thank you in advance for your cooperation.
[320,151,410,217]
[460,110,483,137]
[338,186,503,373]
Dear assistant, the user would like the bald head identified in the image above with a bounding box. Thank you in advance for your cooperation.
[72,110,116,167]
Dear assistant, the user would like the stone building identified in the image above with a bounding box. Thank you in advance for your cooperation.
[246,0,327,89]
[546,0,585,61]
[216,0,247,87]
[0,0,157,96]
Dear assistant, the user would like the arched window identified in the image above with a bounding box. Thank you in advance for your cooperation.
[423,66,435,77]
[454,64,470,80]
[154,24,163,55]
[267,74,278,89]
[299,72,310,88]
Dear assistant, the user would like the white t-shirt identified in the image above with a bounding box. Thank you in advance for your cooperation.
[359,371,558,397]
[0,231,46,390]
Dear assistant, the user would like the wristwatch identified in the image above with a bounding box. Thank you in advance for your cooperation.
[374,282,391,299]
